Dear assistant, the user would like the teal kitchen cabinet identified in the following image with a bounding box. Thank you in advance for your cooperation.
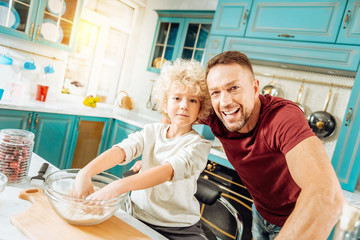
[106,119,142,177]
[31,112,76,169]
[211,0,253,37]
[337,0,360,45]
[203,35,226,64]
[223,37,360,72]
[0,109,33,129]
[0,109,76,168]
[67,116,111,169]
[0,0,83,51]
[148,10,213,73]
[245,0,347,43]
[331,69,360,192]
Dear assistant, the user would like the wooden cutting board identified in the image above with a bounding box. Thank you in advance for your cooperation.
[11,188,151,240]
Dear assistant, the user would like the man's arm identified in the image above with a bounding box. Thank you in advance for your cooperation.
[276,136,345,240]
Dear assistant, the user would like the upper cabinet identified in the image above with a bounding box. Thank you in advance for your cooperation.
[147,10,213,73]
[337,0,360,45]
[0,0,83,51]
[245,0,347,43]
[205,0,360,72]
[211,0,253,37]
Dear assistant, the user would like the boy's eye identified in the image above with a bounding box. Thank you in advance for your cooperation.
[190,99,198,103]
[173,97,180,101]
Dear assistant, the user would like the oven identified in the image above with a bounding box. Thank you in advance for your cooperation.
[200,161,253,240]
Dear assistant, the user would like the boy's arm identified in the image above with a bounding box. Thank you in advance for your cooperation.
[72,146,126,198]
[87,162,174,200]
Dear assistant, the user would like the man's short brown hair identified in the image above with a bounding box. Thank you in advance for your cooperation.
[206,51,254,78]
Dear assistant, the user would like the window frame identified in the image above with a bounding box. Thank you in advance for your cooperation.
[147,10,214,74]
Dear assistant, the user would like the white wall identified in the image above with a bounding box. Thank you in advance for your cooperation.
[116,0,218,121]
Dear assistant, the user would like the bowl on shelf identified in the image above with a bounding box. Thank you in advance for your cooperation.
[44,169,128,226]
[0,172,8,193]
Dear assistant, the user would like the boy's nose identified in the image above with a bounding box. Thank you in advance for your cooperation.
[180,99,188,109]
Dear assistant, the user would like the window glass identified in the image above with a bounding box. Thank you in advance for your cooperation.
[62,19,99,97]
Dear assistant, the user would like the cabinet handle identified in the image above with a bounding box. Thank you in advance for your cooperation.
[278,34,295,38]
[343,10,351,29]
[35,25,41,40]
[345,108,353,126]
[29,23,35,39]
[27,113,32,129]
[242,9,249,25]
[34,114,39,130]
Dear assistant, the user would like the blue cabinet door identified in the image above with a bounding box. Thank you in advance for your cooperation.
[245,0,347,43]
[67,116,111,169]
[211,0,253,37]
[337,0,360,45]
[331,70,360,192]
[203,35,226,65]
[224,37,360,72]
[0,109,33,130]
[106,119,142,177]
[30,112,76,169]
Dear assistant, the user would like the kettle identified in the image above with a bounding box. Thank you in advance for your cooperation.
[117,91,135,110]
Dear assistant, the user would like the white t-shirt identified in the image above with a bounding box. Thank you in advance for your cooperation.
[115,123,211,227]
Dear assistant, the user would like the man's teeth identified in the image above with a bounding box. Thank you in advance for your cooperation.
[224,109,238,115]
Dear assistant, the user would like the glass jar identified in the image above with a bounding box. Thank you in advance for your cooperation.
[332,203,360,240]
[0,129,35,183]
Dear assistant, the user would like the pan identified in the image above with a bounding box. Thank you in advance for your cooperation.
[294,83,304,112]
[261,80,278,96]
[307,89,336,138]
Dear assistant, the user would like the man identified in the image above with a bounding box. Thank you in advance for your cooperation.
[200,51,345,240]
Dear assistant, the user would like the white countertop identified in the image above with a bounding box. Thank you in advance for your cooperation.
[0,153,167,240]
[0,98,161,129]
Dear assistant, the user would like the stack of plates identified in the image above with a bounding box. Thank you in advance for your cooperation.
[0,1,20,29]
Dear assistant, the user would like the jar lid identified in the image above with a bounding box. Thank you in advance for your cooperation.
[0,129,35,145]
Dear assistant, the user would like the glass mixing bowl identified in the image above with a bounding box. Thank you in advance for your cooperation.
[44,169,128,225]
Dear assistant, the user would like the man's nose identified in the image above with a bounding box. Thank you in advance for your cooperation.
[220,92,232,107]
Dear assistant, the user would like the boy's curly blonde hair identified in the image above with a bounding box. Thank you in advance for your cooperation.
[154,58,212,121]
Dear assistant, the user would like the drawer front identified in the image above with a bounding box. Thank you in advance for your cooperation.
[246,0,347,43]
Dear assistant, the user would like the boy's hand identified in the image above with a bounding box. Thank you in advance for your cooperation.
[130,160,142,173]
[72,171,95,199]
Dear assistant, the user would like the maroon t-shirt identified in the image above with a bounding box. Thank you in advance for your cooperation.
[201,95,315,226]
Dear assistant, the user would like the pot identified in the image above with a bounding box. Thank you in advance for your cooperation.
[117,91,135,110]
[307,89,336,138]
[294,83,304,112]
[261,80,278,96]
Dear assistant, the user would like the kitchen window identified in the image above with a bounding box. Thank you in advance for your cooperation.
[60,0,138,104]
[148,10,214,73]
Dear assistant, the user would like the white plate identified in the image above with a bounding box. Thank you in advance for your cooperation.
[0,2,20,29]
[41,19,63,43]
[47,0,66,16]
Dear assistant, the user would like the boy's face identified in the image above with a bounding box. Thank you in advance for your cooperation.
[164,84,201,129]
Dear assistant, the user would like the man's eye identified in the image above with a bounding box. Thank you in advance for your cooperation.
[231,86,239,90]
[211,91,219,96]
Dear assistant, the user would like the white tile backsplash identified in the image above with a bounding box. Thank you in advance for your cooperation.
[253,64,355,161]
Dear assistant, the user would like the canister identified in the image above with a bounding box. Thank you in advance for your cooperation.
[0,129,35,183]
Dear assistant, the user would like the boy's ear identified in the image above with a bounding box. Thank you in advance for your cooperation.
[162,102,167,114]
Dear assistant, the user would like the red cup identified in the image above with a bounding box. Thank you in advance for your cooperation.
[36,84,49,102]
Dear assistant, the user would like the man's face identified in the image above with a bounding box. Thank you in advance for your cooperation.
[207,63,259,133]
